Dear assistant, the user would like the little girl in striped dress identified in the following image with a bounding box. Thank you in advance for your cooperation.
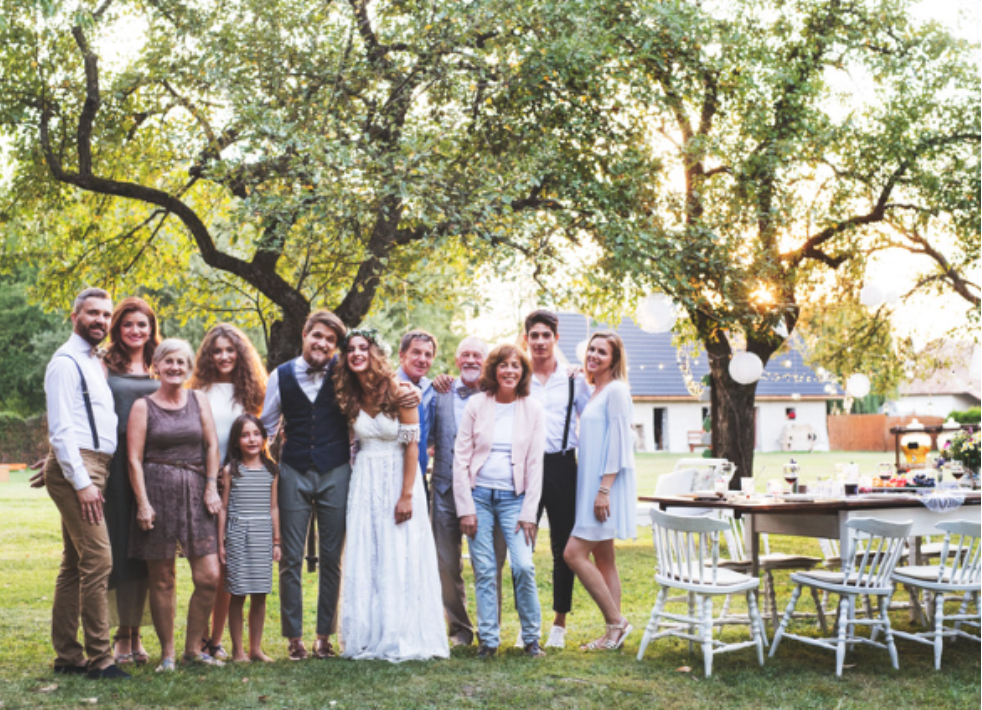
[218,414,281,663]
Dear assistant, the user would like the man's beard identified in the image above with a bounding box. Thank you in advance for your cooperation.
[77,323,107,347]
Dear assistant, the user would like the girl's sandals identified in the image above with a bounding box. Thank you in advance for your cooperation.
[113,632,133,665]
[580,620,633,651]
[155,657,176,673]
[131,632,149,666]
[182,651,226,667]
[207,644,229,662]
[201,637,229,662]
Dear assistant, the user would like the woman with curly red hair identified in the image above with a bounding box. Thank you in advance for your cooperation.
[190,323,267,661]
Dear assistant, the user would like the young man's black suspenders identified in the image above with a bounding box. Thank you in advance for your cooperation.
[560,376,574,454]
[58,354,100,451]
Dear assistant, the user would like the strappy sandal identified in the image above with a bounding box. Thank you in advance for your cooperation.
[580,620,633,651]
[206,643,229,661]
[182,651,225,667]
[155,657,176,673]
[113,632,133,665]
[131,632,149,666]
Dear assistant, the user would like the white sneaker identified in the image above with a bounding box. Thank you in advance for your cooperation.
[545,625,567,649]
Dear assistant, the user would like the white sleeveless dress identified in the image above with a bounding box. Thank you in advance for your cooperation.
[341,411,449,662]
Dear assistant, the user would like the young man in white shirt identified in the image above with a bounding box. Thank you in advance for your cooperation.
[525,310,591,648]
[43,288,129,679]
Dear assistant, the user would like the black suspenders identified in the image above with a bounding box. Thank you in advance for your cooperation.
[560,376,575,452]
[58,354,100,451]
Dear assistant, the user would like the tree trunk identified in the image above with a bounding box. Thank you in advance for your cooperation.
[266,309,308,371]
[708,351,760,490]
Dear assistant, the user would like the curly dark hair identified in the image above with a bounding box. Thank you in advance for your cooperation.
[104,297,161,375]
[334,334,401,422]
[189,323,268,416]
[225,413,279,478]
[479,344,532,398]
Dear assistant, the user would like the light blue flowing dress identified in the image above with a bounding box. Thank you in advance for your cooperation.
[571,380,637,541]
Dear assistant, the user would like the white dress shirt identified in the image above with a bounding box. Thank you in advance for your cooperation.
[260,355,332,439]
[529,360,591,454]
[44,333,118,490]
[452,377,480,428]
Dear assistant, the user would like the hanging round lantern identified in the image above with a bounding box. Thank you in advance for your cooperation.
[575,340,588,364]
[729,351,763,385]
[859,284,885,308]
[845,373,871,399]
[882,286,901,305]
[635,293,677,333]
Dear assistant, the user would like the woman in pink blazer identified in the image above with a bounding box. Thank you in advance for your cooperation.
[454,344,546,659]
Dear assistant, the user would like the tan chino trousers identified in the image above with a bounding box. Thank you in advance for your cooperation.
[45,449,114,670]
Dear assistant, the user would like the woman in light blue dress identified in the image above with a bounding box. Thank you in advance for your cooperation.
[564,331,636,651]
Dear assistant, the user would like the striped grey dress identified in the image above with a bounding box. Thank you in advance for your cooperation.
[225,465,275,595]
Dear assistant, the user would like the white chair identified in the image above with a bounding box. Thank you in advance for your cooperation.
[890,520,981,669]
[638,509,767,677]
[769,517,912,676]
[718,514,824,633]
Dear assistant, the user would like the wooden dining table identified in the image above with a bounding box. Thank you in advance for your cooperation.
[639,491,982,577]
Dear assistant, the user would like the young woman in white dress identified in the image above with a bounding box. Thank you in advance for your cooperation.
[190,323,268,660]
[333,328,448,662]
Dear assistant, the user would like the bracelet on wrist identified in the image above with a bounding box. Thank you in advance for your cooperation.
[598,486,611,494]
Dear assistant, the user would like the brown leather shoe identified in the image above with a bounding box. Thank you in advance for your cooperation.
[313,637,337,659]
[287,639,308,661]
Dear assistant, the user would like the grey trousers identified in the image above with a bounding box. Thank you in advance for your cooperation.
[278,461,350,639]
[431,482,506,645]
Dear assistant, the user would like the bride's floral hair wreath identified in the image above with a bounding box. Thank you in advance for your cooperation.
[342,326,392,358]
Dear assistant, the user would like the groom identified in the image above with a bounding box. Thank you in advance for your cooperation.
[261,310,419,660]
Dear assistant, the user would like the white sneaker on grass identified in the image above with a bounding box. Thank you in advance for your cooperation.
[545,625,567,648]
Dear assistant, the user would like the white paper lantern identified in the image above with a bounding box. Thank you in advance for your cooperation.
[859,284,884,308]
[729,351,763,385]
[575,340,588,364]
[882,286,901,305]
[845,373,871,399]
[635,293,677,333]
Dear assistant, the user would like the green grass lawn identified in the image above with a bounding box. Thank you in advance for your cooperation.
[1,462,979,710]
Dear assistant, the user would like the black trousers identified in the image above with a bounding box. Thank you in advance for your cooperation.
[536,451,578,615]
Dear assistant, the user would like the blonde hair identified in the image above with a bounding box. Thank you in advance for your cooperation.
[584,332,628,384]
[152,338,196,376]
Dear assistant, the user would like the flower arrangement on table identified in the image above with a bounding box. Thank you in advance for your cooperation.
[942,428,980,473]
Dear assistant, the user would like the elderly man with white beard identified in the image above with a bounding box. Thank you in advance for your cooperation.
[428,336,506,647]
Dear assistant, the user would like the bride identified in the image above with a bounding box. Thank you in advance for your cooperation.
[333,328,449,662]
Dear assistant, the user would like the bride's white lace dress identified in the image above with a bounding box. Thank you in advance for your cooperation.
[341,410,449,662]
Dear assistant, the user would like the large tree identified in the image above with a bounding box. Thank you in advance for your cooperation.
[567,0,979,478]
[0,0,636,367]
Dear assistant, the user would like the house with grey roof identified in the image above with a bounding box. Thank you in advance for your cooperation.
[555,313,842,454]
[886,341,981,418]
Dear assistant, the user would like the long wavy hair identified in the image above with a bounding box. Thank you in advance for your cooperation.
[334,334,401,422]
[225,413,279,478]
[105,297,161,375]
[189,323,268,415]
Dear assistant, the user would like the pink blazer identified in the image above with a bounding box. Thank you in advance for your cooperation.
[452,392,545,523]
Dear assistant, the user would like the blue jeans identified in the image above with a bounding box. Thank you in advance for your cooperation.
[469,487,541,648]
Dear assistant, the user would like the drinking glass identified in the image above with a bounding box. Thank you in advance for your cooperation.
[783,462,800,494]
[741,477,756,498]
[877,462,894,485]
[950,461,966,486]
